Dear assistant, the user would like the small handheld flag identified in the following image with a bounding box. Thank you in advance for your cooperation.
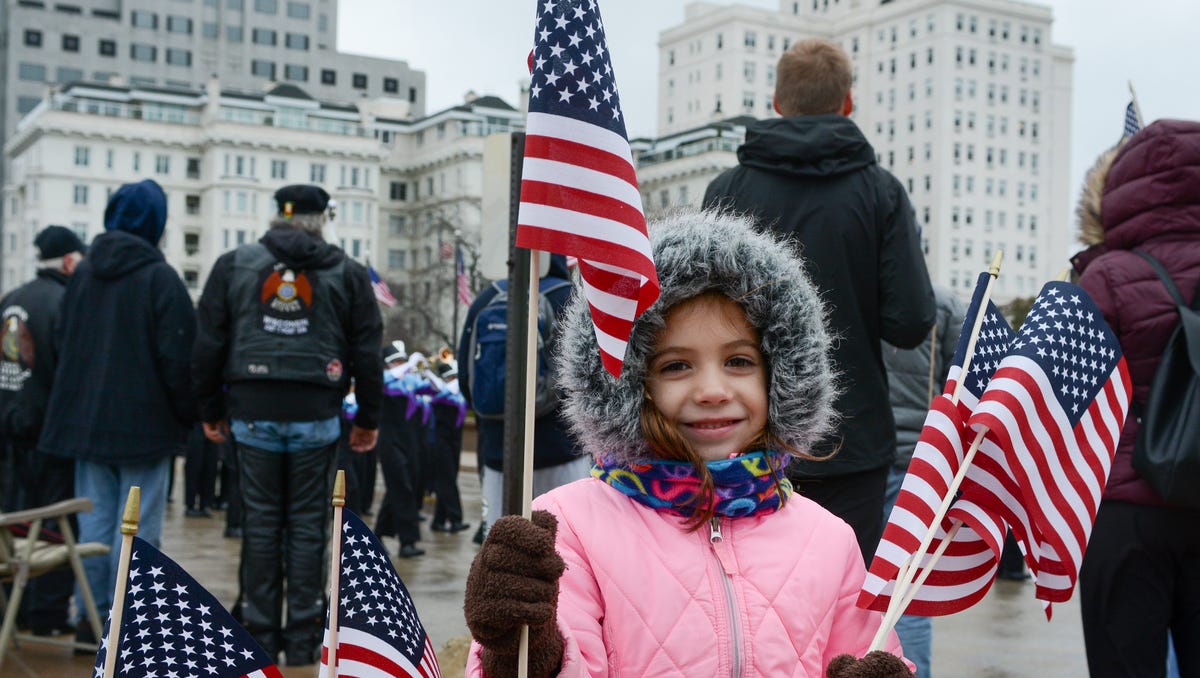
[456,246,473,306]
[93,537,282,678]
[320,510,441,678]
[517,0,659,377]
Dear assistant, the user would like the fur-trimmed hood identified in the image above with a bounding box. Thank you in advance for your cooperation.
[1075,143,1122,248]
[554,209,837,464]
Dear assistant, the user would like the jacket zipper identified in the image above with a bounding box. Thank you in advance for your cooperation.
[709,516,743,678]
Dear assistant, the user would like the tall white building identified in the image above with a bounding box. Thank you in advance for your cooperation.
[3,80,523,349]
[654,0,1074,302]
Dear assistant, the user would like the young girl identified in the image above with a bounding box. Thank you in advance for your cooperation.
[464,210,912,678]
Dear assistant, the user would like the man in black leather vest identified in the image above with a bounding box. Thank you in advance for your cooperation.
[193,184,383,665]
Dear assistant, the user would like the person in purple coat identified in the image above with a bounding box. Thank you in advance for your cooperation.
[1072,119,1200,678]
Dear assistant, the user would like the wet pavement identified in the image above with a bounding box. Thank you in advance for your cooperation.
[4,444,1090,677]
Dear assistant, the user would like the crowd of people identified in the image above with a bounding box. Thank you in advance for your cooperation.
[0,34,1196,678]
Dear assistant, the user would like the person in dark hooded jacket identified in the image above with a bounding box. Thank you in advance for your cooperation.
[703,38,934,562]
[1071,119,1200,678]
[38,179,197,644]
[192,183,382,666]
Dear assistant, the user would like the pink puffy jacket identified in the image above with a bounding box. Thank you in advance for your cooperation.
[467,478,907,677]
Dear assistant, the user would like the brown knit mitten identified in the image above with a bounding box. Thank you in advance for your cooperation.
[826,651,915,678]
[464,510,566,678]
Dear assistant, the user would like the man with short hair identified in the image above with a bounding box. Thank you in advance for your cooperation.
[193,184,382,666]
[0,225,85,636]
[38,179,197,645]
[704,37,935,562]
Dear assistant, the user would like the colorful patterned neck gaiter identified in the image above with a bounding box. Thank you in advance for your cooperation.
[591,451,793,519]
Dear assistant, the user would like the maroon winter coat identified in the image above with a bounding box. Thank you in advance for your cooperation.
[1073,119,1200,505]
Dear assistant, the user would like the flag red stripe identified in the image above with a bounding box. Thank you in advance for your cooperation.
[516,225,657,291]
[520,180,645,244]
[523,134,639,186]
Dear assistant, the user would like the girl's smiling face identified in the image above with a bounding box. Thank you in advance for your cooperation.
[646,294,768,462]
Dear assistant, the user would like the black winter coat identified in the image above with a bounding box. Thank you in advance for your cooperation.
[192,226,383,429]
[0,269,69,444]
[39,230,196,463]
[704,114,935,476]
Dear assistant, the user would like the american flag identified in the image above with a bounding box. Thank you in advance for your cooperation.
[319,510,440,678]
[92,537,282,678]
[516,0,659,377]
[861,272,1013,616]
[968,282,1131,616]
[456,246,473,306]
[1122,100,1141,138]
[369,264,398,307]
[439,241,455,261]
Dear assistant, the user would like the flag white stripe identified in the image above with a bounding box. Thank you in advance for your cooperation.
[326,626,425,678]
[525,112,638,167]
[518,204,655,261]
[521,157,642,208]
[579,273,639,320]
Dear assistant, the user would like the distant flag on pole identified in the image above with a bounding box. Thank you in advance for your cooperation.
[861,272,1014,616]
[456,246,474,306]
[516,0,659,377]
[968,282,1131,617]
[1122,101,1141,138]
[439,241,455,261]
[368,264,398,307]
[92,537,282,678]
[319,510,441,678]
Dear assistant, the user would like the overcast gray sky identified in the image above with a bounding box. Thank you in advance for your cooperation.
[338,0,1199,233]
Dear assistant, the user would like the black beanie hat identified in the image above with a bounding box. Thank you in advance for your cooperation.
[34,225,86,260]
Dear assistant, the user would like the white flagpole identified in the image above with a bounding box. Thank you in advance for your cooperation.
[323,470,346,678]
[101,487,141,678]
[869,251,1003,651]
[516,249,542,678]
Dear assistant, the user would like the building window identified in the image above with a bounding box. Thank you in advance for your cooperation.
[62,34,80,52]
[310,163,326,183]
[352,73,367,89]
[167,15,193,34]
[408,87,417,103]
[388,249,405,269]
[254,0,278,14]
[74,146,90,167]
[18,63,47,82]
[130,44,157,62]
[251,59,276,79]
[252,28,277,45]
[320,69,336,85]
[24,29,43,47]
[228,0,244,7]
[184,231,200,254]
[284,64,308,81]
[131,10,157,29]
[285,32,308,49]
[389,182,407,201]
[166,48,192,66]
[73,185,89,205]
[203,22,219,39]
[383,77,398,94]
[185,195,201,216]
[287,1,310,18]
[155,155,170,175]
[226,26,244,42]
[99,39,117,57]
[186,158,201,179]
[270,159,288,179]
[744,31,756,48]
[388,214,406,235]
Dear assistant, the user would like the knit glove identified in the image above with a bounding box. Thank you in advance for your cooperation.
[464,510,566,678]
[826,651,915,678]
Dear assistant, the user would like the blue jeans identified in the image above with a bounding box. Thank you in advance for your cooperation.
[74,457,171,620]
[884,465,933,678]
[230,418,341,453]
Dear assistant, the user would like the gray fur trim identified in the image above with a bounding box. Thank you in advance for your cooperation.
[1075,142,1123,246]
[554,209,838,463]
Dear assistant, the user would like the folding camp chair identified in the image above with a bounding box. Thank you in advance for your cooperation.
[0,498,109,666]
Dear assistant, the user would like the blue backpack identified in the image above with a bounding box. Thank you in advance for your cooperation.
[467,277,572,421]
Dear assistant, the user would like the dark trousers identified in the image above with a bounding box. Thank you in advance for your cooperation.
[237,441,334,659]
[221,440,241,530]
[9,440,75,629]
[334,422,378,517]
[374,414,424,547]
[1080,500,1200,678]
[184,425,219,511]
[789,465,890,565]
[430,406,464,525]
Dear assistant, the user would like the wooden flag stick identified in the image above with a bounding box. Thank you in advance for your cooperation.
[324,470,347,678]
[102,486,141,678]
[517,249,542,678]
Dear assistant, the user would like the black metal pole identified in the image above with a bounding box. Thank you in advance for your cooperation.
[501,132,529,518]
